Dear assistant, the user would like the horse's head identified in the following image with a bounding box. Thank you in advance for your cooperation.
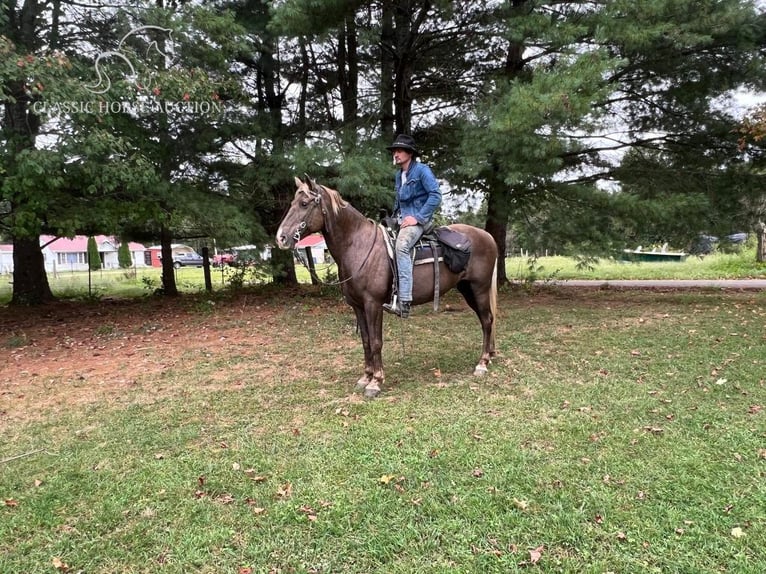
[275,176,326,249]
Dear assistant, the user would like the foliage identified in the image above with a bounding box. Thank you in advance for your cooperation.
[117,241,132,269]
[3,0,766,302]
[86,236,100,271]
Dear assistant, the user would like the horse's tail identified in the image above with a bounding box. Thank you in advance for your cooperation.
[490,257,498,354]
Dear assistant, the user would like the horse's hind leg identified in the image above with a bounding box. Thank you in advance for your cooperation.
[456,280,495,375]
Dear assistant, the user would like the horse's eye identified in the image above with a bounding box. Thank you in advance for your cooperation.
[300,201,309,208]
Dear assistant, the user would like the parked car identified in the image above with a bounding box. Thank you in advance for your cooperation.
[212,251,236,267]
[172,252,204,268]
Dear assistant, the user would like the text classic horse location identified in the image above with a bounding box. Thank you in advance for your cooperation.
[276,176,498,398]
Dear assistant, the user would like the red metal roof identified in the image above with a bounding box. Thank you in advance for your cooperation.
[295,234,326,248]
[39,235,146,252]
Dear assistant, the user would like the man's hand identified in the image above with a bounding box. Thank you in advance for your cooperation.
[400,215,418,228]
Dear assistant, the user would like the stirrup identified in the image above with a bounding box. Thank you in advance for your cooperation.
[383,296,410,318]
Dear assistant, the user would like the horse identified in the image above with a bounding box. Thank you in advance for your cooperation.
[275,176,498,398]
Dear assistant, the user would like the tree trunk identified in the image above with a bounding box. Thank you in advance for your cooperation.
[756,221,766,263]
[380,1,395,142]
[338,14,359,152]
[271,247,298,285]
[485,190,509,284]
[159,226,179,296]
[11,236,54,305]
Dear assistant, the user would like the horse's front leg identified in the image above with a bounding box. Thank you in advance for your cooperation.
[352,304,385,398]
[352,306,374,392]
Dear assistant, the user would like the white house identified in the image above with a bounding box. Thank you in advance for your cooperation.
[39,235,149,273]
[0,243,12,275]
[295,234,327,264]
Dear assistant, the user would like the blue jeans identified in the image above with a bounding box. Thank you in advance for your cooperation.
[394,223,425,302]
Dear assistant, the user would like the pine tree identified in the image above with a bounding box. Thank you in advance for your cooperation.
[87,237,101,271]
[117,241,132,269]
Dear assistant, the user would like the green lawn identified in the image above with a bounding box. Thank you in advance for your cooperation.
[1,288,764,573]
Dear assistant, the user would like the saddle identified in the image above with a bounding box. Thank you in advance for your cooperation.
[381,223,472,311]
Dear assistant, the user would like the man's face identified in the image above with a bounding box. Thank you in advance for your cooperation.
[392,148,412,166]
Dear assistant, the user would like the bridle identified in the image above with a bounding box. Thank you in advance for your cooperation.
[292,187,324,243]
[291,184,379,286]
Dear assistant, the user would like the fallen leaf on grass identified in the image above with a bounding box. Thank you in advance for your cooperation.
[52,557,69,571]
[214,493,235,504]
[238,567,253,574]
[298,505,317,521]
[513,498,529,511]
[3,499,18,507]
[731,527,746,538]
[379,474,397,485]
[472,468,484,478]
[529,545,544,564]
[244,469,268,482]
[748,404,762,415]
[276,482,292,498]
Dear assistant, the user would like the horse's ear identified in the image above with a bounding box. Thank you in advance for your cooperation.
[303,173,315,186]
[294,176,303,188]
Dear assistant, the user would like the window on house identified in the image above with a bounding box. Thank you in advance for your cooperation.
[57,252,87,265]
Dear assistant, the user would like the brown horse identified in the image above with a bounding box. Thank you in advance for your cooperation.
[275,176,498,398]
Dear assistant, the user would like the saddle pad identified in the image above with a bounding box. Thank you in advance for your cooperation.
[413,243,442,266]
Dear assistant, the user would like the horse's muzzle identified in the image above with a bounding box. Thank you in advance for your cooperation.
[275,229,293,250]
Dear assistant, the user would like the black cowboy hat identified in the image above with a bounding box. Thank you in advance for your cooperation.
[386,134,419,156]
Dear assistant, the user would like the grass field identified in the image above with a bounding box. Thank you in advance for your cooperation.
[1,246,765,304]
[1,286,764,573]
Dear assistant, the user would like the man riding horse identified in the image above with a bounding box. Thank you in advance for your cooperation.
[382,134,442,319]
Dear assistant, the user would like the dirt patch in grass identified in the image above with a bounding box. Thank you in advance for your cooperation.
[0,293,304,424]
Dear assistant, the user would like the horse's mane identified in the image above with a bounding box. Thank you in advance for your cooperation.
[299,182,348,216]
[321,186,348,215]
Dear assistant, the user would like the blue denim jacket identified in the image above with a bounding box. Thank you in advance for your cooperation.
[393,161,442,226]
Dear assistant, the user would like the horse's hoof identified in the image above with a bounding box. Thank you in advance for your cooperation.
[354,378,370,393]
[473,364,488,376]
[363,384,381,399]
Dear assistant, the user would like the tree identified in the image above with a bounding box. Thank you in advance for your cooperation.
[738,103,766,261]
[87,236,101,270]
[117,240,132,269]
[2,2,255,301]
[459,0,766,279]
